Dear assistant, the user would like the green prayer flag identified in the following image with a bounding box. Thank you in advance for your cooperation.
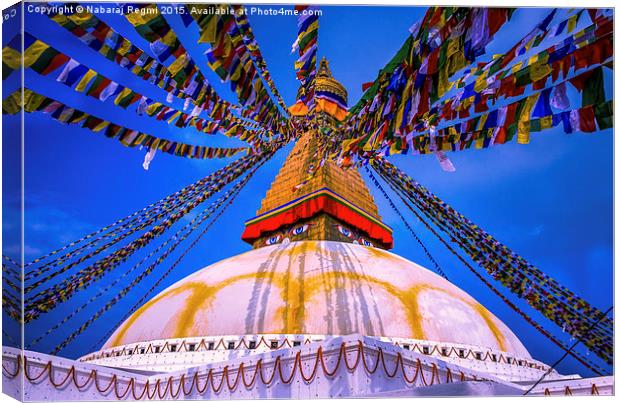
[582,67,605,107]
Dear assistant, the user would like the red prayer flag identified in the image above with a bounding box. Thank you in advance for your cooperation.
[41,53,70,76]
[579,106,597,132]
[362,82,374,92]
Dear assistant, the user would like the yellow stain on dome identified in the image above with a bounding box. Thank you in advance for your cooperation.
[109,242,509,353]
[472,302,508,352]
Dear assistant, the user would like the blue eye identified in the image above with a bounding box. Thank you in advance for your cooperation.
[362,239,374,247]
[266,235,281,245]
[337,225,352,237]
[291,225,309,236]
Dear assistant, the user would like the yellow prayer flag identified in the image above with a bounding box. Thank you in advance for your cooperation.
[540,115,553,129]
[437,66,451,97]
[168,54,188,77]
[3,47,21,70]
[511,61,523,74]
[146,103,162,115]
[530,63,551,82]
[389,141,402,155]
[474,73,488,93]
[113,87,133,105]
[23,40,49,68]
[160,30,177,47]
[517,93,539,144]
[2,91,22,115]
[125,5,160,26]
[118,40,132,56]
[524,35,537,52]
[567,14,578,33]
[67,12,94,27]
[446,39,460,58]
[475,134,485,149]
[302,20,319,37]
[167,111,182,124]
[50,14,68,24]
[198,16,218,44]
[24,91,47,112]
[75,69,97,92]
[476,114,488,131]
[93,120,110,132]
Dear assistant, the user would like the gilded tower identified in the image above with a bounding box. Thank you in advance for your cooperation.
[242,59,393,249]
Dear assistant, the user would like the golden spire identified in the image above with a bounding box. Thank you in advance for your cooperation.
[242,59,393,249]
[315,57,348,105]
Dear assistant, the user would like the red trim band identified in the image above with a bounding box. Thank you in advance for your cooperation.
[242,194,394,248]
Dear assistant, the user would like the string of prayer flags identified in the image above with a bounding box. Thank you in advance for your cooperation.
[48,10,171,91]
[340,9,612,162]
[290,5,319,113]
[372,157,613,364]
[231,4,290,115]
[22,151,273,323]
[192,7,284,130]
[2,89,250,161]
[2,34,270,145]
[2,33,69,78]
[425,16,612,129]
[46,5,256,129]
[344,7,514,155]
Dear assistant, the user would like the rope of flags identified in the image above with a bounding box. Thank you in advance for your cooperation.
[44,3,281,134]
[369,166,608,375]
[289,5,319,115]
[371,157,613,364]
[48,157,267,354]
[341,7,515,161]
[2,255,21,279]
[90,151,276,352]
[45,6,227,111]
[231,5,290,116]
[452,9,609,92]
[2,33,267,145]
[2,257,22,322]
[22,152,267,323]
[421,15,612,130]
[2,89,249,161]
[339,8,612,164]
[23,169,221,283]
[349,7,514,117]
[364,167,450,281]
[186,5,285,131]
[372,65,613,158]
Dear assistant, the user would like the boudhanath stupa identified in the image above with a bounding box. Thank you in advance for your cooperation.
[2,59,613,400]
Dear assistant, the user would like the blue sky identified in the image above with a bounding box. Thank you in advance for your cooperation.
[2,4,613,377]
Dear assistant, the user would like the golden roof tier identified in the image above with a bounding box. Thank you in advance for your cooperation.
[315,57,348,103]
[242,130,393,249]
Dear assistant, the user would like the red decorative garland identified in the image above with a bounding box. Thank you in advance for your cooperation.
[4,342,473,399]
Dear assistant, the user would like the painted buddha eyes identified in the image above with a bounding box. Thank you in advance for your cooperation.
[290,224,309,236]
[337,225,352,237]
[265,224,312,246]
[361,239,374,247]
[337,224,374,247]
[266,235,282,245]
